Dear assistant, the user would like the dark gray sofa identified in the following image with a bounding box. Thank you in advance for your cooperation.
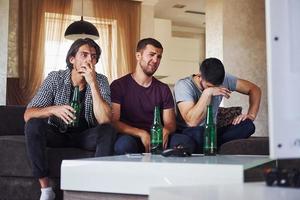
[0,105,271,200]
[0,106,95,200]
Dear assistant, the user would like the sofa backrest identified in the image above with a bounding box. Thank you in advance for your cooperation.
[0,105,26,136]
[0,104,243,136]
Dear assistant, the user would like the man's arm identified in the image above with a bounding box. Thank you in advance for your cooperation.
[177,87,231,127]
[162,108,176,148]
[82,61,112,124]
[24,71,76,124]
[111,103,150,152]
[89,82,112,124]
[232,79,261,125]
[24,105,75,123]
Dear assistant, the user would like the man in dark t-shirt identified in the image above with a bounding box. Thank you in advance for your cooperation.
[111,38,194,154]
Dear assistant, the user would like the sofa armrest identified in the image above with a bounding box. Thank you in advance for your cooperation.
[0,105,26,136]
[219,137,269,155]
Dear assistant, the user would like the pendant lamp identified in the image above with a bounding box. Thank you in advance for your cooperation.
[64,0,99,40]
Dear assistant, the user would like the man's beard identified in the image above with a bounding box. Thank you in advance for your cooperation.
[140,63,157,77]
[142,68,156,77]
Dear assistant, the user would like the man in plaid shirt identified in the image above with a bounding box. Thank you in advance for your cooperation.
[24,38,116,200]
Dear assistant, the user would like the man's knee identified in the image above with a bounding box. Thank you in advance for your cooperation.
[241,119,256,138]
[222,119,256,143]
[25,118,45,129]
[182,126,204,146]
[114,135,140,155]
[94,124,117,140]
[169,133,196,152]
[25,118,47,138]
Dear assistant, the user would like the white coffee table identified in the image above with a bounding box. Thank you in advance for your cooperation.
[61,154,272,195]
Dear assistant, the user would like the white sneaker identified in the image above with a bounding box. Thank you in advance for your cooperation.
[40,187,55,200]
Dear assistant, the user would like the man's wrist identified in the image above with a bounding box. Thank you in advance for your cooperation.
[248,113,256,120]
[89,81,98,89]
[137,129,148,138]
[202,88,213,97]
[163,128,173,136]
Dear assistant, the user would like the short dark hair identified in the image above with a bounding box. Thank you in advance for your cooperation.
[200,57,225,85]
[66,38,101,69]
[136,38,163,52]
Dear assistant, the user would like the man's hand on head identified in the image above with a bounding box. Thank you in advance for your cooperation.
[80,61,97,85]
[204,87,232,99]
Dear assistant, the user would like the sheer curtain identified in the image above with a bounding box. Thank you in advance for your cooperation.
[44,0,74,77]
[7,0,72,105]
[7,0,140,105]
[93,0,141,81]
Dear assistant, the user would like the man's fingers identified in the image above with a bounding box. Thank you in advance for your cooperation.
[241,115,248,121]
[140,132,150,153]
[220,88,231,98]
[236,117,242,125]
[60,112,71,124]
[212,87,231,98]
[86,61,95,69]
[232,115,241,125]
[59,105,76,124]
[232,118,237,125]
[232,114,249,125]
[63,105,76,115]
[66,110,76,120]
[223,92,231,99]
[82,61,94,71]
[145,144,150,153]
[163,138,168,149]
[61,111,73,124]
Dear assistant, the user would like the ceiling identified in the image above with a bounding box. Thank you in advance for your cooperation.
[154,0,206,29]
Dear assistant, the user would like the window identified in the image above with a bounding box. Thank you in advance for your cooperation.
[44,13,117,80]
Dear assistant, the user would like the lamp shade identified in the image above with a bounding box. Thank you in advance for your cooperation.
[64,16,99,40]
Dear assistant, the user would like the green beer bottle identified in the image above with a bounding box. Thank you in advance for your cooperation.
[69,86,81,127]
[203,104,217,156]
[150,106,163,154]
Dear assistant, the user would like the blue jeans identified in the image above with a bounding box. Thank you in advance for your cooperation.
[180,119,255,153]
[114,133,195,155]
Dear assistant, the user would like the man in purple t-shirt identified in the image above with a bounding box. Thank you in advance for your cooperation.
[110,38,194,154]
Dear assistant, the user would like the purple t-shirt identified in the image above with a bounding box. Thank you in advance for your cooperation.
[110,74,174,132]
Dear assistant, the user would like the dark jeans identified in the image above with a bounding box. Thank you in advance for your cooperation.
[114,133,195,155]
[24,118,116,178]
[180,119,256,153]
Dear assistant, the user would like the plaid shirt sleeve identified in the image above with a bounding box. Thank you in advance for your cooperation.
[97,74,111,106]
[27,72,56,108]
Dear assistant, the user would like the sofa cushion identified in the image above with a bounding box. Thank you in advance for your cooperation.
[0,135,94,178]
[0,105,26,136]
[219,137,269,155]
[0,136,32,177]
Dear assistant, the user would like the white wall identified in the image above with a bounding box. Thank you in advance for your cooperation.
[0,0,9,105]
[140,2,155,38]
[139,1,205,85]
[206,0,267,136]
[205,0,223,60]
[172,25,206,62]
[153,18,200,85]
[223,0,267,137]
